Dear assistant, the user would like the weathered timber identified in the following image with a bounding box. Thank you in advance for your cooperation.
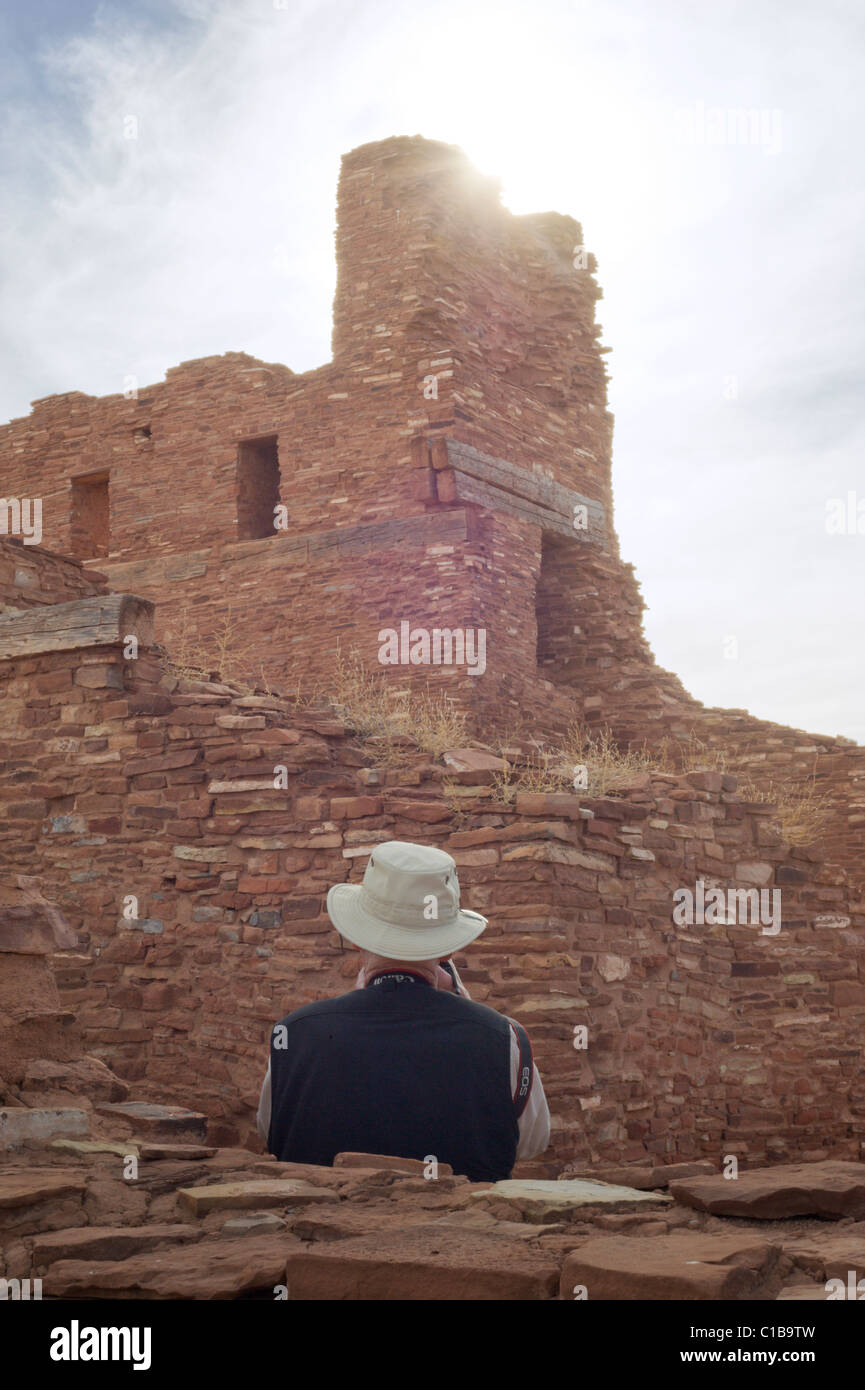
[0,593,154,658]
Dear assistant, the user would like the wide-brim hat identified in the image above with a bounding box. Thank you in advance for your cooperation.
[327,840,487,961]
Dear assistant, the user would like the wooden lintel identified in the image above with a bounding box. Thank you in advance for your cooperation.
[0,593,155,660]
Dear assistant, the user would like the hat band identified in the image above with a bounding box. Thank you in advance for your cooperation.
[358,882,459,928]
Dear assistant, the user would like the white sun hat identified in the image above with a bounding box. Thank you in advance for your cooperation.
[326,840,488,961]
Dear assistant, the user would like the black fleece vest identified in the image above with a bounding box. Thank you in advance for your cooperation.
[267,974,519,1181]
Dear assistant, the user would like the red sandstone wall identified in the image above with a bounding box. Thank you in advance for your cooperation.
[0,135,860,920]
[1,627,862,1169]
[0,137,615,728]
[0,537,107,612]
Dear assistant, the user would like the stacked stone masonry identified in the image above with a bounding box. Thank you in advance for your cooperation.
[1,136,863,1186]
[0,565,862,1168]
[1,137,861,886]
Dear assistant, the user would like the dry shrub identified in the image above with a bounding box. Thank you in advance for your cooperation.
[160,606,318,704]
[162,606,261,692]
[329,648,468,764]
[675,732,832,847]
[491,724,664,803]
[441,776,470,828]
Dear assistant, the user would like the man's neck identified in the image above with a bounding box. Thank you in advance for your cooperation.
[361,954,439,988]
[366,968,432,988]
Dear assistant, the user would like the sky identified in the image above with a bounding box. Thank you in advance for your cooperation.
[1,0,863,741]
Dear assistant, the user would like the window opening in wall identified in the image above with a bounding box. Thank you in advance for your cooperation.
[133,425,151,442]
[70,472,110,560]
[236,435,280,540]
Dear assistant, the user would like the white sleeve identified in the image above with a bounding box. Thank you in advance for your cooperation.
[509,1027,551,1161]
[256,1061,272,1145]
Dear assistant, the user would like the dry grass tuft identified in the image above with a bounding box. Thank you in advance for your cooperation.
[672,732,832,846]
[329,647,468,766]
[491,724,664,802]
[160,607,321,705]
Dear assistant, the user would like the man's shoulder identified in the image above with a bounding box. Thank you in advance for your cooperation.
[274,991,362,1029]
[438,991,512,1031]
[273,988,514,1034]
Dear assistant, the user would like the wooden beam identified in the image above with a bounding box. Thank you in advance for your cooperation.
[0,593,155,659]
[440,440,606,545]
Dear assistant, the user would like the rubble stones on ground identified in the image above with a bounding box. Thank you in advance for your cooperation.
[176,1179,342,1217]
[3,1134,865,1300]
[670,1162,865,1221]
[283,1226,562,1300]
[470,1178,674,1223]
[47,1235,298,1300]
[22,1057,129,1103]
[30,1223,203,1269]
[0,1107,89,1150]
[94,1102,208,1142]
[220,1212,287,1237]
[333,1151,454,1176]
[561,1233,786,1301]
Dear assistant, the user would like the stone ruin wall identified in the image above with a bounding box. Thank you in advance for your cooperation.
[1,539,863,1175]
[1,136,863,1176]
[2,138,861,879]
[0,138,617,733]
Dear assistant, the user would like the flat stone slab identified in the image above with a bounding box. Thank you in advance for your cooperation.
[52,1139,138,1158]
[177,1179,340,1217]
[561,1233,783,1301]
[471,1178,673,1222]
[777,1285,832,1301]
[783,1227,865,1283]
[670,1162,865,1220]
[432,1209,559,1242]
[0,1108,89,1150]
[563,1164,716,1191]
[31,1223,203,1267]
[47,1235,295,1299]
[565,1166,657,1190]
[0,1171,87,1210]
[221,1213,287,1237]
[94,1102,207,1141]
[249,1161,346,1187]
[650,1161,717,1187]
[139,1143,217,1160]
[23,1057,128,1102]
[333,1151,454,1177]
[284,1226,560,1299]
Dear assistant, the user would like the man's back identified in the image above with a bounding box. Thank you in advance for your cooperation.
[267,974,520,1181]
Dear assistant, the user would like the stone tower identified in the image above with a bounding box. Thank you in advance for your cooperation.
[0,136,626,734]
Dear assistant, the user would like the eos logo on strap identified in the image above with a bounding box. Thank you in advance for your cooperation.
[518,1065,531,1098]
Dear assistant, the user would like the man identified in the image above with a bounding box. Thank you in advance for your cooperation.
[256,840,550,1181]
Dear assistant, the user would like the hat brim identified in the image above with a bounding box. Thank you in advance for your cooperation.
[327,882,487,961]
